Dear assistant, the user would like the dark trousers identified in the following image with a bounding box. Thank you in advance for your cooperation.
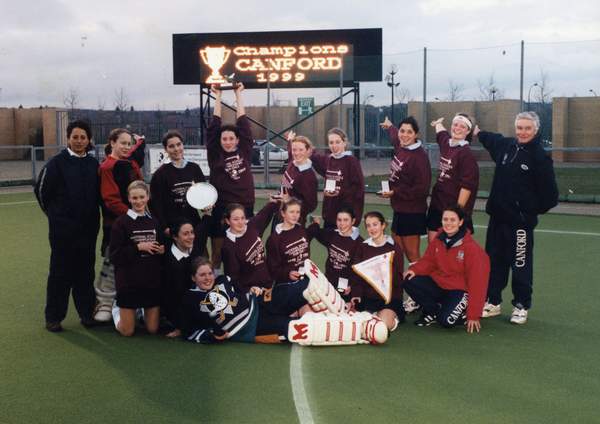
[256,278,309,336]
[45,237,97,323]
[485,217,535,309]
[404,276,468,327]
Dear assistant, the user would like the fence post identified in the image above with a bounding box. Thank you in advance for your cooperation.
[31,145,36,185]
[422,47,428,143]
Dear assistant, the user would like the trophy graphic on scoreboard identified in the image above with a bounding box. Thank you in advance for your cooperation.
[199,46,236,89]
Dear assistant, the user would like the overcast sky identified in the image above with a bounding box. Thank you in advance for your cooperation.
[1,0,599,110]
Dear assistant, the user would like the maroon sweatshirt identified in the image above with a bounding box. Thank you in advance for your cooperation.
[266,223,313,284]
[311,150,365,225]
[207,115,255,208]
[149,161,205,231]
[386,127,432,214]
[110,210,164,293]
[430,131,479,215]
[222,202,278,291]
[350,236,404,302]
[281,161,318,225]
[307,223,363,288]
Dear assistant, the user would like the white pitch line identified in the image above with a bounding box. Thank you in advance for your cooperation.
[390,220,600,237]
[0,200,37,206]
[290,345,315,424]
[472,224,600,237]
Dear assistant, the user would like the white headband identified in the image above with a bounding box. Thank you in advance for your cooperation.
[452,115,472,130]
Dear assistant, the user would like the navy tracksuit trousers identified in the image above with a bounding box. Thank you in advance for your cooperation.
[46,237,97,323]
[404,276,468,327]
[485,216,535,309]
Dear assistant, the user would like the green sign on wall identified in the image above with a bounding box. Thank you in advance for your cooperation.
[297,97,315,116]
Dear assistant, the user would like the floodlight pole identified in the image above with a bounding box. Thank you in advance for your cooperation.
[339,65,344,127]
[422,47,428,143]
[265,79,271,185]
[520,40,525,111]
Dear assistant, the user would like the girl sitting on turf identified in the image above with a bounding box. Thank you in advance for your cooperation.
[110,180,165,336]
[266,197,314,286]
[350,211,405,331]
[182,257,388,345]
[307,207,363,297]
[161,219,203,338]
[221,196,280,293]
[403,206,490,333]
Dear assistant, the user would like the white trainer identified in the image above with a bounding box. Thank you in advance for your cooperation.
[481,302,501,318]
[510,307,528,325]
[403,296,421,313]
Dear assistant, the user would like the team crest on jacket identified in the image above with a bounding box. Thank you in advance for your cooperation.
[457,250,464,261]
[200,283,239,322]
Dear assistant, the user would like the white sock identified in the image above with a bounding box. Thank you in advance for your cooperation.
[136,308,145,323]
[111,302,121,328]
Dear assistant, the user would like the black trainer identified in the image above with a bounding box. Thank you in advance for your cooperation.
[414,314,437,327]
[80,317,101,328]
[45,321,63,332]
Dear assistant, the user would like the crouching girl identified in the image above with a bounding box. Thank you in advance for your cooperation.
[403,206,490,333]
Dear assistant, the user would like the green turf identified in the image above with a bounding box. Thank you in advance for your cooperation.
[1,193,599,423]
[363,166,600,201]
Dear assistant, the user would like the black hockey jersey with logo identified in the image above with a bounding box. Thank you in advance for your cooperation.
[182,276,255,343]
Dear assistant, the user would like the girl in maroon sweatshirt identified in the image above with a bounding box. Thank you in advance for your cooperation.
[427,114,479,241]
[94,128,145,322]
[279,132,318,226]
[222,197,280,292]
[307,207,363,295]
[110,180,165,337]
[266,198,313,285]
[311,128,365,228]
[150,129,206,238]
[380,116,431,264]
[206,83,255,271]
[350,211,405,331]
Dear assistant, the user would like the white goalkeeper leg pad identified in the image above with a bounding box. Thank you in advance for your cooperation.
[288,311,388,346]
[302,276,347,315]
[94,259,116,322]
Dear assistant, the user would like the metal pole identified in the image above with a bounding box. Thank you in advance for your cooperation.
[354,82,360,148]
[376,108,381,146]
[422,47,428,143]
[31,145,36,184]
[339,64,343,127]
[390,72,395,124]
[199,85,204,145]
[264,80,271,186]
[520,40,525,111]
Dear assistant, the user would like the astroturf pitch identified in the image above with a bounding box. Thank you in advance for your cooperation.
[1,192,599,424]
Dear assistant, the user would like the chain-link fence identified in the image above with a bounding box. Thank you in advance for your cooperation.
[3,143,599,204]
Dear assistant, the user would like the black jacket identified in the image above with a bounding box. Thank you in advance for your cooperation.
[35,149,101,241]
[478,131,558,227]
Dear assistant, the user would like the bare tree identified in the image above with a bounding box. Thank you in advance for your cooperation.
[63,87,80,111]
[534,69,554,104]
[477,74,504,101]
[113,87,129,111]
[97,97,106,111]
[396,87,412,103]
[446,80,464,101]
